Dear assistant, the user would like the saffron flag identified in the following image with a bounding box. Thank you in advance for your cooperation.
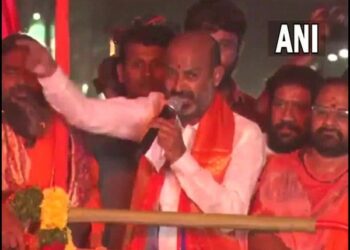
[55,0,70,75]
[2,0,20,38]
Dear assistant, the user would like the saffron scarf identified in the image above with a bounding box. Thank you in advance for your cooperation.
[250,150,348,250]
[2,115,105,242]
[2,115,69,191]
[124,93,240,250]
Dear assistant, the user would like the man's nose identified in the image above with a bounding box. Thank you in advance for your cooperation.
[323,111,338,127]
[144,64,151,77]
[172,76,185,93]
[281,104,295,122]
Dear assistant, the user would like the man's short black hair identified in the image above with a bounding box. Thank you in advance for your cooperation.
[118,25,175,62]
[2,33,35,55]
[265,65,324,103]
[184,0,247,45]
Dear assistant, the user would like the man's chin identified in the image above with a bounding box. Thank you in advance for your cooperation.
[274,135,297,146]
[314,145,348,157]
[268,138,303,153]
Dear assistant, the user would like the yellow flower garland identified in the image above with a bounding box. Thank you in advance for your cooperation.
[40,188,69,230]
[40,187,76,250]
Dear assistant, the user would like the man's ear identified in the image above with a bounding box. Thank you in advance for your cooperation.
[238,40,245,57]
[213,65,225,87]
[116,63,124,83]
[232,41,245,74]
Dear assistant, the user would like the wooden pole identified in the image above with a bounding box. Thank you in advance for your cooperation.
[69,208,316,232]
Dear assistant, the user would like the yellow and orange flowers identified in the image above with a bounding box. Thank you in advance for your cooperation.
[40,187,69,230]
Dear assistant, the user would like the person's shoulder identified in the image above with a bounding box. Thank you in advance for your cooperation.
[232,89,259,122]
[233,111,262,135]
[242,92,257,104]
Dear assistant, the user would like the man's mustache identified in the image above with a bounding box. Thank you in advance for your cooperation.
[169,90,195,100]
[3,85,47,105]
[274,121,302,134]
[2,85,52,146]
[315,127,343,140]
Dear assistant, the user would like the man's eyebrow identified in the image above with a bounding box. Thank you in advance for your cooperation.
[314,104,348,109]
[184,68,200,73]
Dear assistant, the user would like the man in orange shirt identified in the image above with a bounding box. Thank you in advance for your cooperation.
[1,34,104,249]
[249,78,348,250]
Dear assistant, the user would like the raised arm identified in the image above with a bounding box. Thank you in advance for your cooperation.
[17,39,164,141]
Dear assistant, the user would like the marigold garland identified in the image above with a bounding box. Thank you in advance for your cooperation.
[9,186,76,250]
[40,187,69,230]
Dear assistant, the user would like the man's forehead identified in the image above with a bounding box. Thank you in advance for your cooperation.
[275,83,311,99]
[167,42,211,60]
[126,43,165,53]
[3,48,27,65]
[125,43,165,57]
[316,85,348,107]
[210,29,238,41]
[166,49,209,71]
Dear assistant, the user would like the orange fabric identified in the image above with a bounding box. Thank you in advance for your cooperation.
[324,197,348,250]
[3,115,104,245]
[55,0,70,75]
[26,115,69,190]
[125,94,240,250]
[84,157,105,236]
[250,150,348,250]
[2,0,20,39]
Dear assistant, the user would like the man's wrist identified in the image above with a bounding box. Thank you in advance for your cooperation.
[168,146,186,164]
[42,61,58,78]
[171,150,200,176]
[46,62,58,77]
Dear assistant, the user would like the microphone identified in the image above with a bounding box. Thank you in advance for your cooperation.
[139,96,183,154]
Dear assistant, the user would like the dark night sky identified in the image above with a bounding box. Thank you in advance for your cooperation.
[17,0,347,97]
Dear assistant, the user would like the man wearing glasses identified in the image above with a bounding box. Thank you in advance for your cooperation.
[249,78,348,250]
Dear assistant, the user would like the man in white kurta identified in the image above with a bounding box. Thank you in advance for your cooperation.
[18,33,265,250]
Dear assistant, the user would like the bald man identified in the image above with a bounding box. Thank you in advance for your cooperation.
[124,32,265,250]
[19,33,264,250]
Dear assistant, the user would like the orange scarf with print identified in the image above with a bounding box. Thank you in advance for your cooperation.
[27,115,70,190]
[124,94,240,250]
[3,115,105,243]
[2,115,69,191]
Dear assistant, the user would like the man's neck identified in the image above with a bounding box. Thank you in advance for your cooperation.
[304,148,348,181]
[218,77,236,106]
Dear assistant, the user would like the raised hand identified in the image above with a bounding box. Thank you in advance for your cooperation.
[16,39,57,78]
[151,118,186,164]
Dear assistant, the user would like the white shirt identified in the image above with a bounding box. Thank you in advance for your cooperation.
[145,113,266,250]
[38,67,164,141]
[38,68,265,249]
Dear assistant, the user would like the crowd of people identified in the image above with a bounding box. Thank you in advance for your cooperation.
[2,0,348,249]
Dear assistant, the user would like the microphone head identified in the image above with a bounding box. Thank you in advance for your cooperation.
[167,96,185,114]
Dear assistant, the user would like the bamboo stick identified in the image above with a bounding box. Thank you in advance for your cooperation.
[69,208,316,232]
